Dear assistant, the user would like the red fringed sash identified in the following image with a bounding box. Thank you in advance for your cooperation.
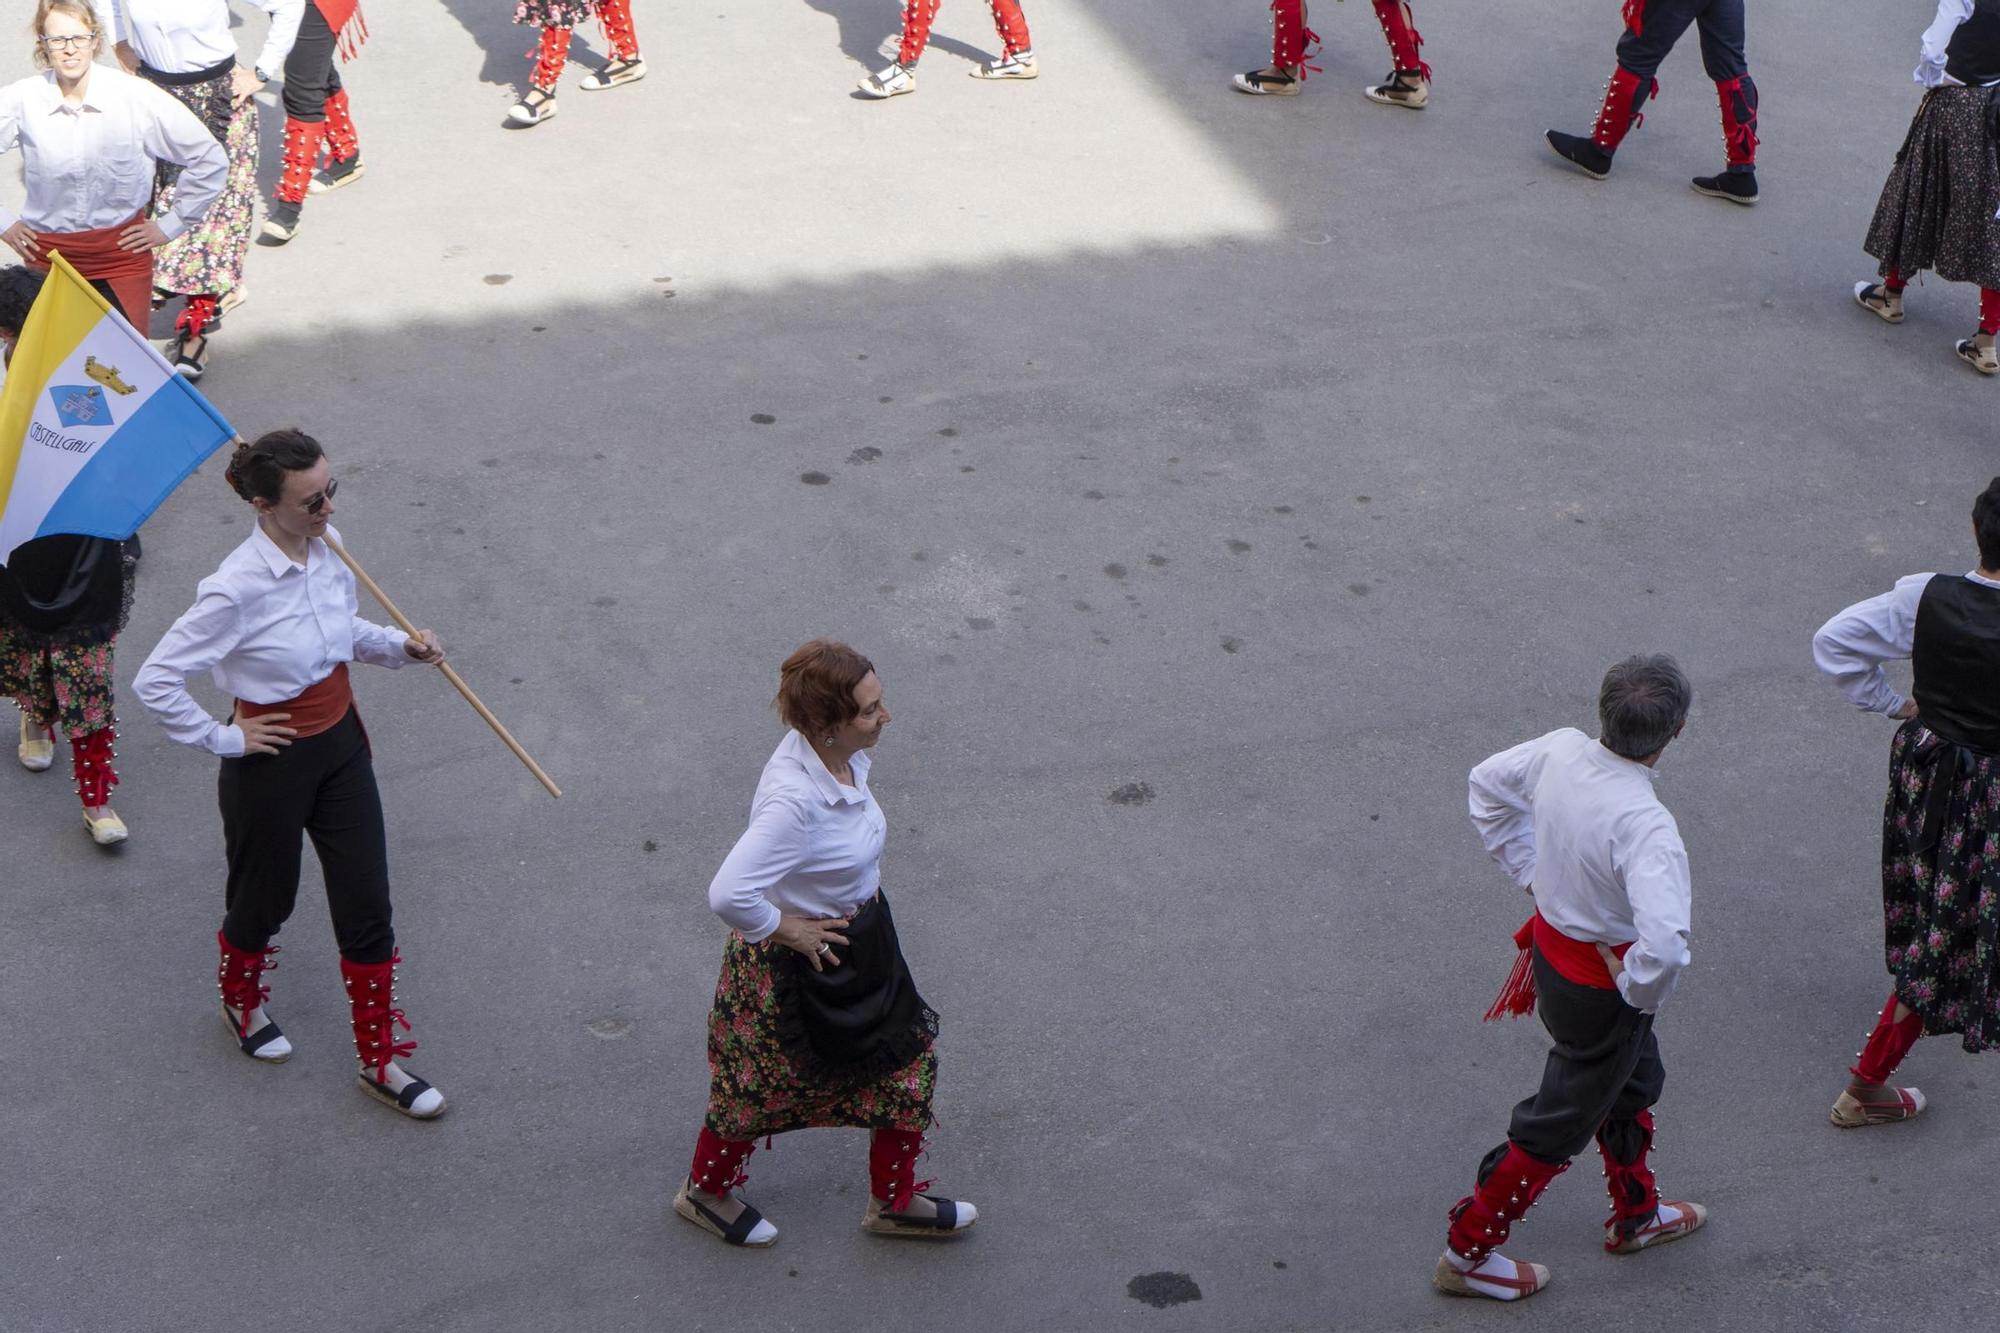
[1622,0,1647,36]
[1482,911,1633,1021]
[314,0,369,61]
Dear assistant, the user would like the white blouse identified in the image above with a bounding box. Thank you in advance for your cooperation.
[135,522,413,758]
[112,0,306,81]
[1812,570,2000,716]
[1468,727,1693,1013]
[0,65,226,239]
[707,730,887,942]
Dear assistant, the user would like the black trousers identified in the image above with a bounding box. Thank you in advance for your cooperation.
[1616,0,1747,82]
[1506,950,1664,1163]
[281,5,344,122]
[218,707,395,963]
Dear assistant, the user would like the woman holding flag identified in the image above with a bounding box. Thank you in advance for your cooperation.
[135,430,452,1118]
[0,0,227,327]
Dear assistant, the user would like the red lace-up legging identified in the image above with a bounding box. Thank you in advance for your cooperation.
[532,0,641,91]
[898,0,1031,68]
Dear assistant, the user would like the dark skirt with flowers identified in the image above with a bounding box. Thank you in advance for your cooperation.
[515,0,599,25]
[702,927,937,1141]
[1880,718,2000,1051]
[1864,85,2000,292]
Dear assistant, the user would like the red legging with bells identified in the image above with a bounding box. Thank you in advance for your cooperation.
[898,0,1031,68]
[1265,0,1427,79]
[532,0,640,90]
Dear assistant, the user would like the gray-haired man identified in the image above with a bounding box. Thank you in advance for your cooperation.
[1433,654,1709,1302]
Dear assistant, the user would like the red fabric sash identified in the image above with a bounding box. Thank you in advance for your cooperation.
[314,0,369,60]
[235,662,353,740]
[1623,0,1647,35]
[1483,910,1634,1021]
[36,215,153,327]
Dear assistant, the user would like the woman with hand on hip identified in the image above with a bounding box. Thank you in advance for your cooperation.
[135,430,450,1118]
[675,640,977,1247]
[0,0,226,328]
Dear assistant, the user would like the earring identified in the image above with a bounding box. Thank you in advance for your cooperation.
[822,736,835,746]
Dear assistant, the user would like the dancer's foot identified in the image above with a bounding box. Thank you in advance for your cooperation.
[82,805,127,845]
[1432,1250,1551,1301]
[1233,65,1302,96]
[674,1177,779,1246]
[1546,130,1613,179]
[259,200,303,244]
[580,56,646,89]
[1853,281,1905,324]
[309,154,365,194]
[1831,1078,1926,1127]
[357,1060,446,1118]
[17,714,53,771]
[970,51,1037,80]
[858,62,916,98]
[862,1191,978,1238]
[222,1001,292,1061]
[1691,167,1758,205]
[1956,329,1999,376]
[504,87,559,128]
[1605,1200,1708,1253]
[1364,68,1428,108]
[167,330,208,381]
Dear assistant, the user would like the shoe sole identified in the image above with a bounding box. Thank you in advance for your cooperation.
[1690,182,1757,205]
[1550,154,1610,181]
[856,84,915,98]
[1232,78,1300,96]
[861,1217,977,1239]
[18,747,53,771]
[504,103,559,127]
[1364,89,1426,108]
[580,69,646,90]
[308,164,366,195]
[258,224,297,244]
[357,1075,447,1119]
[1431,1262,1551,1299]
[970,66,1037,80]
[673,1190,779,1247]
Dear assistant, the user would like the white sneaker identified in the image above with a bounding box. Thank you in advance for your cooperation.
[858,63,916,98]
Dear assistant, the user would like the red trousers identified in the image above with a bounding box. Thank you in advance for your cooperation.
[899,0,1031,67]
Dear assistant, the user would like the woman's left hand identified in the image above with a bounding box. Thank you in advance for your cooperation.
[116,218,170,252]
[230,64,265,107]
[404,629,446,664]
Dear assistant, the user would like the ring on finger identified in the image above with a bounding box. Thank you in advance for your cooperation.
[815,943,832,955]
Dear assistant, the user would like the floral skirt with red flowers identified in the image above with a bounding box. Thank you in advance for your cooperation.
[1880,718,2000,1051]
[0,632,116,740]
[702,932,937,1140]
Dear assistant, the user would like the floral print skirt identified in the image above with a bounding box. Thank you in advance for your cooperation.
[515,0,600,26]
[152,75,258,301]
[0,631,116,739]
[1880,718,2000,1051]
[1864,85,2000,292]
[702,931,937,1140]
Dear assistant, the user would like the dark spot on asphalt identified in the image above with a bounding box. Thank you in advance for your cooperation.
[966,617,995,631]
[1273,505,1293,514]
[592,452,605,460]
[848,446,883,464]
[1104,563,1127,579]
[857,353,868,360]
[1302,539,1318,550]
[1273,1261,1287,1269]
[1073,600,1093,612]
[877,584,897,595]
[1645,587,1656,595]
[1221,637,1242,654]
[1572,515,1586,524]
[510,677,522,684]
[960,465,975,473]
[530,325,547,333]
[1083,490,1105,500]
[1108,781,1155,806]
[912,552,927,561]
[409,500,426,508]
[1868,1173,1879,1184]
[938,427,958,437]
[1167,456,1180,464]
[1093,633,1111,645]
[653,275,672,283]
[483,274,512,285]
[934,653,956,665]
[751,413,776,424]
[661,289,678,298]
[1356,495,1371,504]
[643,839,658,852]
[480,458,499,468]
[1126,1273,1200,1308]
[1124,594,1140,604]
[1146,554,1168,567]
[591,596,617,607]
[878,395,893,403]
[800,472,830,485]
[788,1269,799,1278]
[1226,539,1252,554]
[1370,814,1380,822]
[1349,583,1371,596]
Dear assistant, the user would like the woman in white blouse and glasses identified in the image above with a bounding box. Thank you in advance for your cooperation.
[673,640,977,1248]
[135,430,451,1119]
[0,0,225,329]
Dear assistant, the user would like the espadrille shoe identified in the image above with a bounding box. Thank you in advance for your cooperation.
[580,56,646,90]
[1854,281,1905,324]
[1432,1251,1551,1301]
[358,1065,446,1119]
[858,63,916,98]
[1364,69,1428,108]
[970,51,1037,80]
[222,1002,292,1062]
[1605,1200,1707,1254]
[862,1192,978,1239]
[505,87,558,128]
[17,714,53,771]
[1233,66,1302,96]
[1956,330,1999,375]
[1831,1079,1926,1128]
[674,1178,779,1247]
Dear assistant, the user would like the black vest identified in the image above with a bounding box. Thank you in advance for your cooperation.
[1946,0,2000,89]
[1912,574,2000,753]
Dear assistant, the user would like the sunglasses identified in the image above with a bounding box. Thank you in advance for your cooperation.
[303,478,338,515]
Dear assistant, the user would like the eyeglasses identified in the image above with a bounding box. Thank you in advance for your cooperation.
[39,34,95,51]
[303,478,338,514]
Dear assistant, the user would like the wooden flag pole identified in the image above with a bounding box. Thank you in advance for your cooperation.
[325,537,562,799]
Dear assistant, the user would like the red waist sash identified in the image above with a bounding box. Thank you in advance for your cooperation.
[236,662,353,739]
[38,215,154,327]
[1483,909,1634,1021]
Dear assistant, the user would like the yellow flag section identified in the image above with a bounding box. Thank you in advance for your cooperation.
[0,252,236,563]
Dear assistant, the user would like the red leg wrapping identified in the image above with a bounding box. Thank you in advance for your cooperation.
[1982,288,2000,335]
[897,0,941,67]
[690,1126,757,1193]
[176,293,218,340]
[70,725,117,806]
[532,25,571,90]
[273,116,326,204]
[869,1127,932,1211]
[1623,0,1648,36]
[1444,1141,1568,1261]
[1716,74,1758,167]
[1268,0,1321,76]
[596,0,641,61]
[1886,269,1907,293]
[1371,0,1429,79]
[322,88,360,164]
[989,0,1031,57]
[1595,1109,1660,1245]
[216,929,280,1039]
[1592,65,1656,153]
[341,950,416,1082]
[1851,993,1923,1085]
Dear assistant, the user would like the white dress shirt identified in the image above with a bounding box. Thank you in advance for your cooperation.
[0,65,226,239]
[135,522,412,758]
[1916,0,1998,86]
[112,0,306,81]
[1812,570,2000,715]
[1468,727,1693,1013]
[707,730,888,943]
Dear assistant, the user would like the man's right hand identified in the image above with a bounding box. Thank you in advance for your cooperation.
[239,712,298,756]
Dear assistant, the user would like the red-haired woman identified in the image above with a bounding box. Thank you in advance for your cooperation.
[673,641,977,1246]
[505,0,645,130]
